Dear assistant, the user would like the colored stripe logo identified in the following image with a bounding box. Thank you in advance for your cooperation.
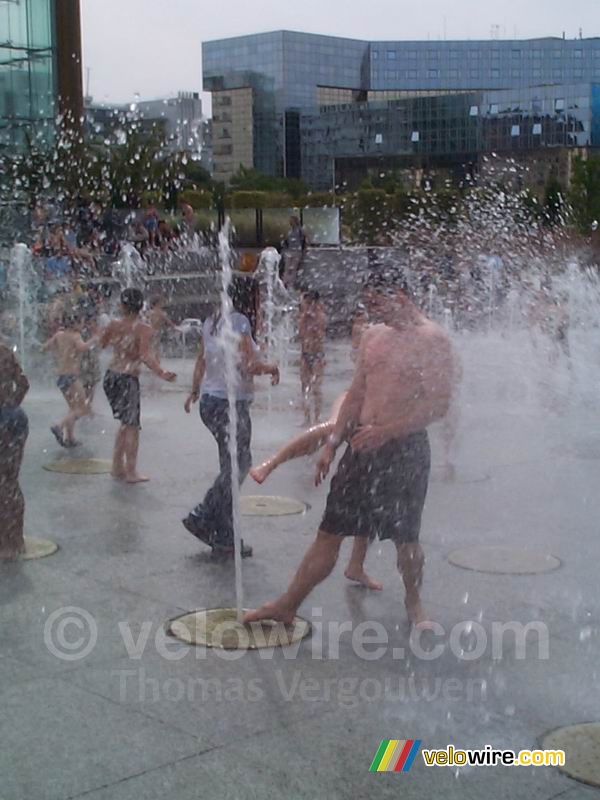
[369,740,422,772]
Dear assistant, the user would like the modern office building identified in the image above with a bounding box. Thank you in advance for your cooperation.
[0,0,83,148]
[202,30,600,185]
[303,83,600,190]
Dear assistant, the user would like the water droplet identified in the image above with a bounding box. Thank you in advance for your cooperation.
[580,626,592,641]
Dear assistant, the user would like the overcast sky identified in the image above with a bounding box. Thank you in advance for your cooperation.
[81,0,599,112]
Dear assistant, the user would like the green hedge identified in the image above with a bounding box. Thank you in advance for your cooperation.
[226,191,297,209]
[179,189,213,210]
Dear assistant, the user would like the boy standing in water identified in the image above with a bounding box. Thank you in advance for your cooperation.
[298,289,326,425]
[43,310,93,448]
[101,288,176,483]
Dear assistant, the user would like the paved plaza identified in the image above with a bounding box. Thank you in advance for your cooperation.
[2,332,600,800]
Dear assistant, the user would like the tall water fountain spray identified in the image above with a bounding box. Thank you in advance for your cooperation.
[113,243,146,290]
[257,246,293,386]
[218,220,244,621]
[7,244,39,371]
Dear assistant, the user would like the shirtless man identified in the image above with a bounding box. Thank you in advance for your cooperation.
[245,274,454,628]
[101,288,176,483]
[43,310,93,448]
[299,290,326,425]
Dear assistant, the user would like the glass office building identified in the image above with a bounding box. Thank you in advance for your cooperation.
[203,31,367,180]
[0,0,57,147]
[203,31,600,185]
[369,39,600,93]
[302,83,600,190]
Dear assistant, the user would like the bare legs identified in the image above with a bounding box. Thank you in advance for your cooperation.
[396,541,428,626]
[54,382,89,447]
[344,537,383,590]
[300,358,324,426]
[250,421,332,484]
[245,530,342,624]
[249,408,380,588]
[244,533,426,626]
[112,424,148,483]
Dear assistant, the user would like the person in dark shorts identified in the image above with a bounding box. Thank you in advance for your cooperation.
[103,370,141,428]
[245,275,455,629]
[321,430,431,544]
[100,288,176,483]
[0,342,30,559]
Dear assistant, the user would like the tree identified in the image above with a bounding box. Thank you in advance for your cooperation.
[569,155,600,233]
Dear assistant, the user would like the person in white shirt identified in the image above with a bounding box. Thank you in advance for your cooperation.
[183,279,279,557]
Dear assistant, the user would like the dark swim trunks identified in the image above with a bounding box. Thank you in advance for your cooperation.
[103,370,141,428]
[320,431,431,543]
[57,374,78,395]
[301,351,325,369]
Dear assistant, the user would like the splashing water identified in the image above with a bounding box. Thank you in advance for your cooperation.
[257,246,294,385]
[113,243,146,290]
[218,219,244,621]
[7,244,39,371]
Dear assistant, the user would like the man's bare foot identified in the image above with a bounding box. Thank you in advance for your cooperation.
[111,470,126,480]
[344,567,383,590]
[250,463,271,485]
[125,473,150,484]
[243,600,295,625]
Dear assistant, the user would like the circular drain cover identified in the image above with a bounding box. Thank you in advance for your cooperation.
[169,608,311,649]
[448,545,561,575]
[21,537,59,560]
[43,458,112,475]
[542,723,600,788]
[240,495,307,516]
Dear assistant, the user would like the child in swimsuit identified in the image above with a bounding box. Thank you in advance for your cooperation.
[43,308,94,448]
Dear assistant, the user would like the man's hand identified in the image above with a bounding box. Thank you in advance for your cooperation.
[315,442,336,486]
[184,391,199,414]
[270,366,280,386]
[350,424,388,453]
[162,371,177,383]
